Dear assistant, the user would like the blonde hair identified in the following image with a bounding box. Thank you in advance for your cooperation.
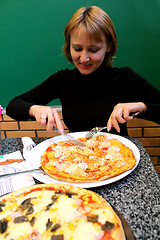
[63,6,117,67]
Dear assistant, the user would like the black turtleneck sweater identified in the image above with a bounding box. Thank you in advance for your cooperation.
[6,64,160,136]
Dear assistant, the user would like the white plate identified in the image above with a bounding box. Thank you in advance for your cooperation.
[26,132,140,188]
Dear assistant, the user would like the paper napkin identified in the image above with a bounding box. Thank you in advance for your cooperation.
[21,137,36,159]
[0,151,35,196]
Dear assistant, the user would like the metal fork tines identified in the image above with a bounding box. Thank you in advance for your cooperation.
[85,126,108,139]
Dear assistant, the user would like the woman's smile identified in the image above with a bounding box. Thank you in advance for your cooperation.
[70,25,110,75]
[79,62,92,69]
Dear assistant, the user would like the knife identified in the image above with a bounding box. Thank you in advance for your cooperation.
[0,167,44,178]
[53,127,86,147]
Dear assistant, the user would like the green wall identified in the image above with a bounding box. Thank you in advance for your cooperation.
[1,0,160,108]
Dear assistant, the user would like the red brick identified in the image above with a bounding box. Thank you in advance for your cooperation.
[1,131,5,138]
[128,128,142,137]
[6,131,36,138]
[1,122,19,131]
[37,131,59,138]
[137,138,160,147]
[19,121,45,130]
[144,128,160,137]
[127,118,159,127]
[19,120,67,131]
[150,157,159,165]
[145,147,160,156]
[3,114,15,121]
[155,166,160,174]
[37,130,69,138]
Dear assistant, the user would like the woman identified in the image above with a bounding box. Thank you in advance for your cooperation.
[6,6,160,136]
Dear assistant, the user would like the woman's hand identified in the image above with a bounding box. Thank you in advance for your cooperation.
[107,102,147,133]
[29,105,64,132]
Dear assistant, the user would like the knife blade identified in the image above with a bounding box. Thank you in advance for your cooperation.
[53,127,86,147]
[0,167,44,178]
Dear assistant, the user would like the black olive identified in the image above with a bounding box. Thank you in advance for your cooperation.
[30,217,36,226]
[51,234,64,240]
[55,191,63,195]
[45,202,53,211]
[0,219,8,233]
[14,216,28,223]
[25,206,34,215]
[46,218,53,230]
[0,201,6,207]
[19,198,32,210]
[0,202,6,212]
[87,215,98,223]
[51,195,58,203]
[101,221,115,231]
[51,223,61,232]
[65,191,78,198]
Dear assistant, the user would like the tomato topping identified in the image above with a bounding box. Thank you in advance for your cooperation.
[100,231,114,240]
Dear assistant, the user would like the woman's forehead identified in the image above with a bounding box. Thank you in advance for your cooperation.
[71,24,106,43]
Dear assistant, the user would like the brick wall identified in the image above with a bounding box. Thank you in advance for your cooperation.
[1,110,160,176]
[127,118,160,176]
[0,111,69,139]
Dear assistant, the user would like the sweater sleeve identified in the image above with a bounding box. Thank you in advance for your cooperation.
[142,102,160,124]
[6,70,66,120]
[123,68,160,124]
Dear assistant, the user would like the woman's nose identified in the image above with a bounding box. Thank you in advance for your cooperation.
[80,51,90,62]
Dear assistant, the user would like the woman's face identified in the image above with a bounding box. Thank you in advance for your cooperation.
[70,26,110,75]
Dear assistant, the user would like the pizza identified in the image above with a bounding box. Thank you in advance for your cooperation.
[0,184,125,240]
[41,135,137,182]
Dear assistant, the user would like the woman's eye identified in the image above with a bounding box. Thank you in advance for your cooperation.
[90,49,99,53]
[73,47,99,52]
[74,48,82,52]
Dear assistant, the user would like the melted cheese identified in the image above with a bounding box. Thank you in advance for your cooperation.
[34,211,51,233]
[55,195,79,222]
[64,164,79,174]
[3,222,32,240]
[72,219,102,240]
[78,161,88,170]
[94,207,115,224]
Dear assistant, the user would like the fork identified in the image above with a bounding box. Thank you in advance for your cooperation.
[85,111,140,139]
[85,126,108,139]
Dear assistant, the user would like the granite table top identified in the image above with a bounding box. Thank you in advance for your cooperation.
[1,137,160,240]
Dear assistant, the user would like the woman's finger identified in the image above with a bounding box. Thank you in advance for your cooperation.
[29,105,64,132]
[52,109,64,132]
[108,111,121,133]
[114,107,126,124]
[46,113,55,131]
[107,117,112,132]
[110,117,120,133]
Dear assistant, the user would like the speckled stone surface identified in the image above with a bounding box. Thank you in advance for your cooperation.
[1,137,160,240]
